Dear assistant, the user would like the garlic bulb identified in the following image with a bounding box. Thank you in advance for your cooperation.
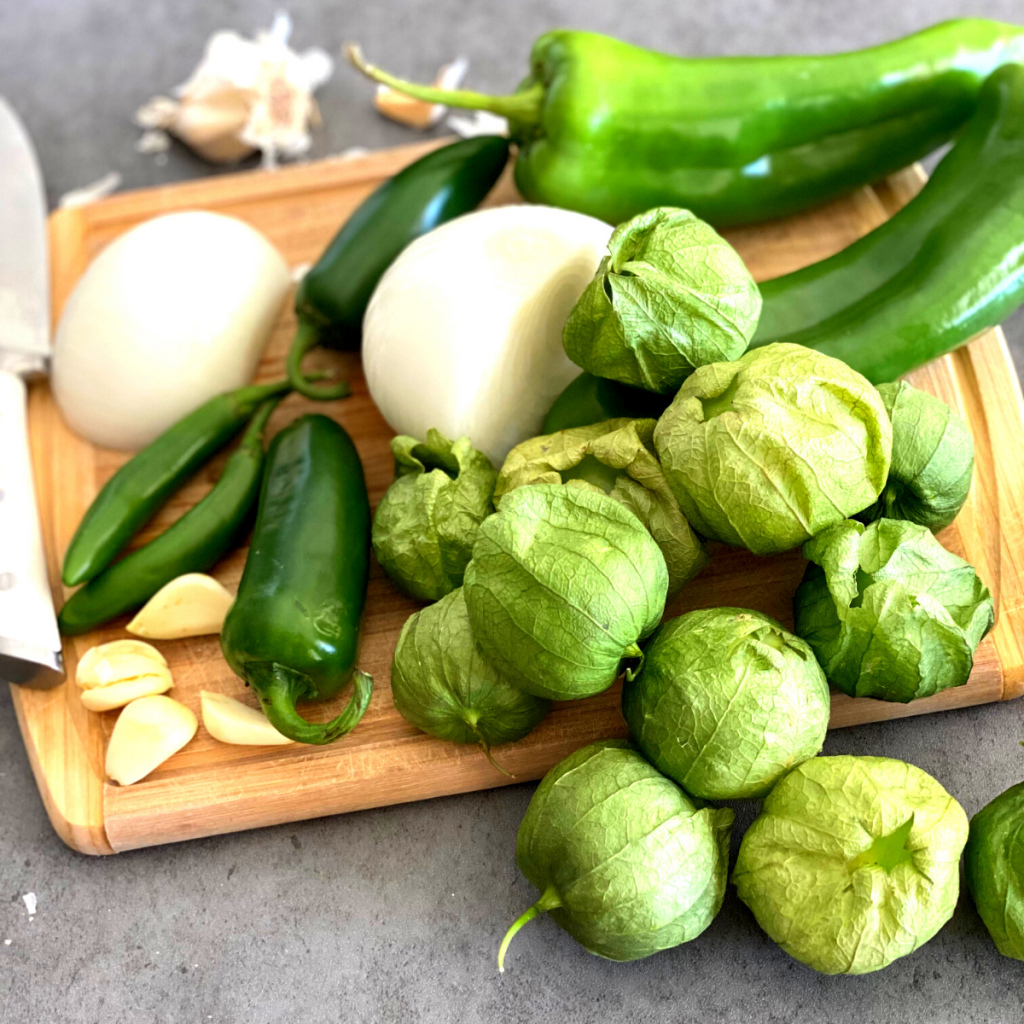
[134,13,333,166]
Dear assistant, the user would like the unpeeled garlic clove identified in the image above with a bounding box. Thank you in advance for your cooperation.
[105,695,198,786]
[201,690,293,746]
[374,57,468,129]
[127,573,234,639]
[76,639,173,711]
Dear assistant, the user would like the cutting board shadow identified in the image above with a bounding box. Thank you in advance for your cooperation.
[11,141,1024,854]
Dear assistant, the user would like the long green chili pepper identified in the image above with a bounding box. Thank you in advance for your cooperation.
[544,63,1024,429]
[748,62,1024,382]
[220,415,373,745]
[349,20,1024,228]
[287,135,510,400]
[58,400,280,636]
[62,379,299,587]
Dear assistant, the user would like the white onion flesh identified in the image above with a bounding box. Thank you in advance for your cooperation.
[363,205,613,465]
[52,211,291,451]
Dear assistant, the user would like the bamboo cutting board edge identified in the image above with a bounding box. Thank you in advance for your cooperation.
[10,146,1024,855]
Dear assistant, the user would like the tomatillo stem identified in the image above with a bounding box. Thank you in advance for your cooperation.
[466,720,515,779]
[497,884,563,972]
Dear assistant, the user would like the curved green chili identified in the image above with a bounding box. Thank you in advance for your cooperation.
[349,20,1024,227]
[220,415,373,744]
[750,62,1024,382]
[58,399,280,636]
[62,379,297,587]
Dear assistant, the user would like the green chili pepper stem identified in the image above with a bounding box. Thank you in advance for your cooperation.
[497,885,563,973]
[254,664,374,745]
[346,44,545,126]
[286,318,353,401]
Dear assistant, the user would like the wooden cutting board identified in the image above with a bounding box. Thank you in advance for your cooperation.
[11,141,1024,855]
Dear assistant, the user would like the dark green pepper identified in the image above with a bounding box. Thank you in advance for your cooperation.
[541,371,670,434]
[749,62,1024,383]
[62,379,297,587]
[58,400,280,636]
[220,414,373,745]
[287,135,510,400]
[349,20,1024,228]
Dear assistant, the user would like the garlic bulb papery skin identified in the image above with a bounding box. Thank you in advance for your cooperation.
[363,205,613,466]
[52,211,291,451]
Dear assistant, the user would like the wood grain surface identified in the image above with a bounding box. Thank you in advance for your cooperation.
[11,141,1024,854]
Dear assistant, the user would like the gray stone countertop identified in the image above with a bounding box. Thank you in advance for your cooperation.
[1,1,1023,1021]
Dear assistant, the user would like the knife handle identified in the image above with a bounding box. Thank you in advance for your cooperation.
[0,369,64,688]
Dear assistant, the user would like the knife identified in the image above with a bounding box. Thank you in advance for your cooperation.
[0,97,64,689]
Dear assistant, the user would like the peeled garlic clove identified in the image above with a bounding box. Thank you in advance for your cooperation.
[81,675,173,712]
[77,639,172,711]
[201,690,293,746]
[127,574,234,639]
[106,695,198,786]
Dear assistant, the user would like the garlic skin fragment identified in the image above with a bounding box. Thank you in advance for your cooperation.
[77,639,173,711]
[127,574,234,640]
[201,690,293,746]
[105,696,198,786]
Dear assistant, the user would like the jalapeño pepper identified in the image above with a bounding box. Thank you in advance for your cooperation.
[220,415,373,745]
[287,135,510,399]
[349,20,1024,228]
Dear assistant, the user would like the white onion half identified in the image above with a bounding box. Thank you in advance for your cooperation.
[52,211,291,450]
[362,205,612,465]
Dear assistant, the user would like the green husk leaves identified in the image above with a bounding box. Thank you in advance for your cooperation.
[965,780,1024,962]
[464,484,668,701]
[496,418,709,594]
[793,518,994,702]
[856,381,974,532]
[653,343,892,555]
[372,430,496,602]
[563,207,761,394]
[733,755,969,975]
[390,588,550,775]
[622,608,830,800]
[500,739,733,968]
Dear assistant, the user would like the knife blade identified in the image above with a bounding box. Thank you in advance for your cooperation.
[0,97,64,689]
